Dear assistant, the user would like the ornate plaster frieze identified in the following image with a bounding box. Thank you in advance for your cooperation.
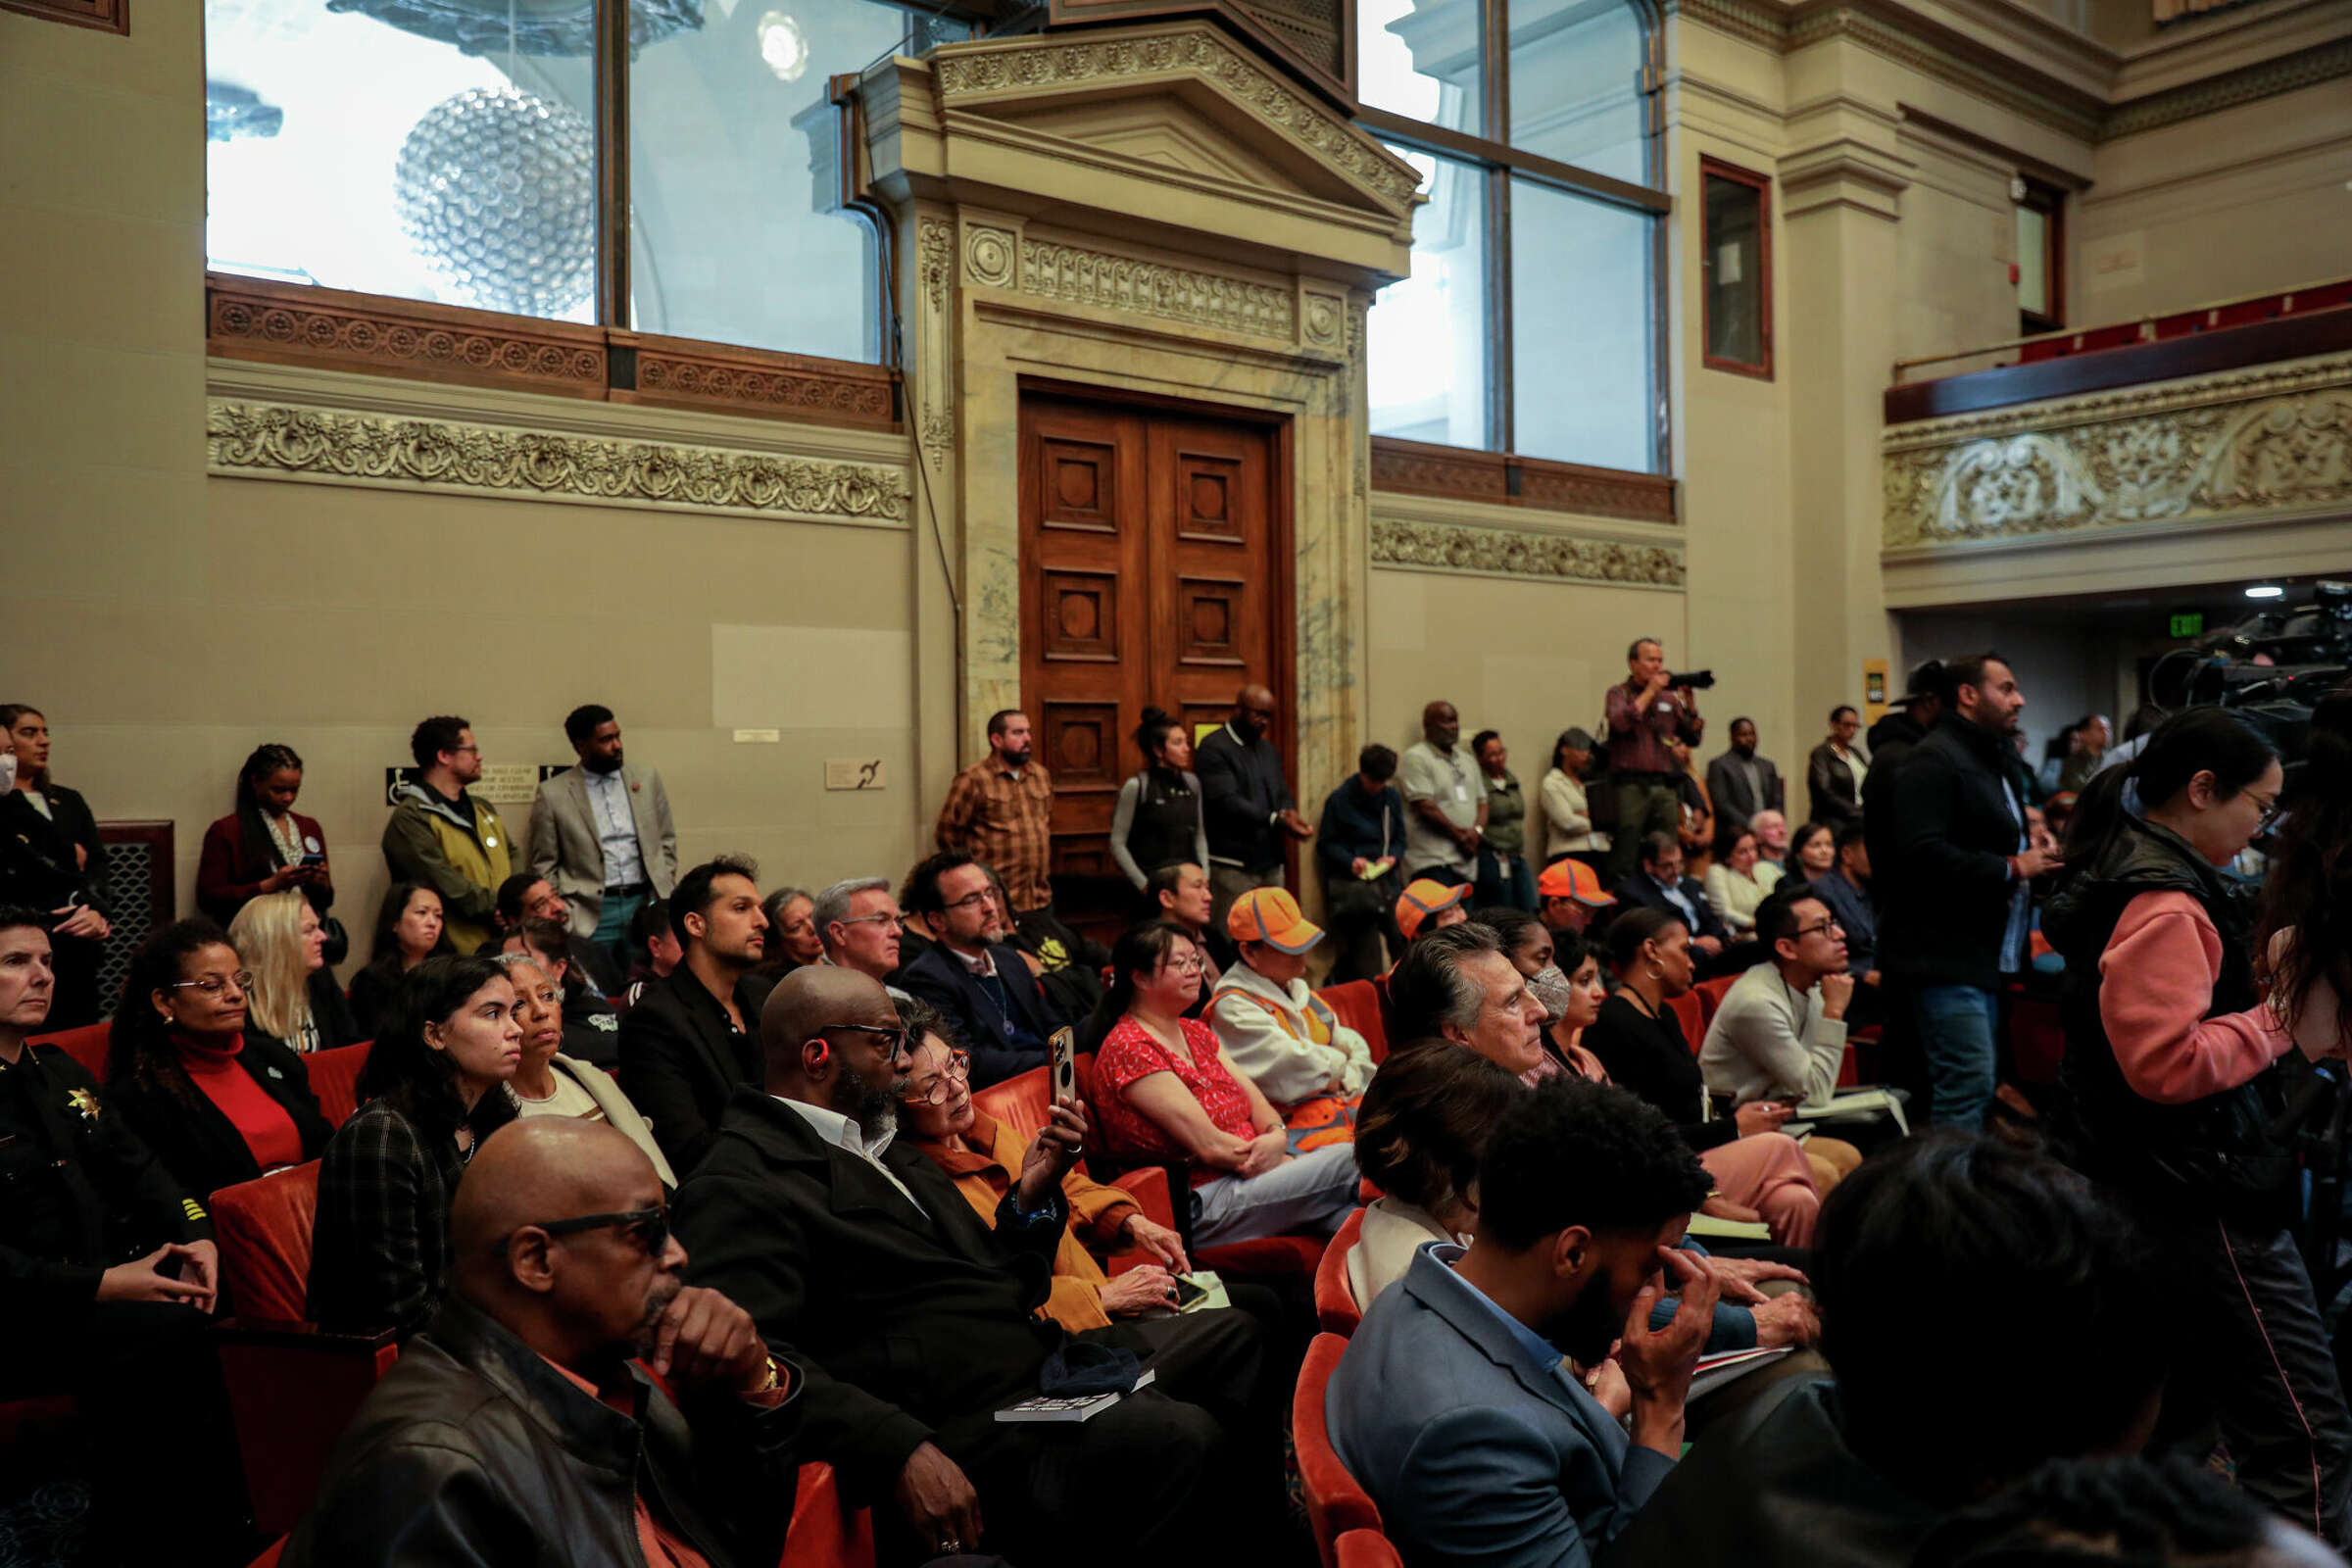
[1371,516,1687,588]
[980,237,1300,341]
[1882,354,2352,549]
[208,400,911,526]
[210,279,606,394]
[931,26,1421,211]
[1672,0,2351,141]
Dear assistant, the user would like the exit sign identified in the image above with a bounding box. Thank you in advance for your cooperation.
[2170,612,2204,638]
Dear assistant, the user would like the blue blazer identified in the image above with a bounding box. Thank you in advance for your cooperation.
[898,942,1056,1089]
[1328,1243,1676,1567]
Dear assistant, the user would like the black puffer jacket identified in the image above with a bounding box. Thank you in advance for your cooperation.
[284,1295,799,1568]
[1877,715,2032,989]
[2043,811,2302,1225]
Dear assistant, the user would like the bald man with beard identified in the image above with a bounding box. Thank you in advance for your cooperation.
[675,964,1275,1568]
[285,1120,799,1568]
[1197,682,1314,941]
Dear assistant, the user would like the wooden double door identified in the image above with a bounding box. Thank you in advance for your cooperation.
[1018,392,1290,888]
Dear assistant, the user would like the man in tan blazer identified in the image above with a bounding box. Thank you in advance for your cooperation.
[527,704,678,967]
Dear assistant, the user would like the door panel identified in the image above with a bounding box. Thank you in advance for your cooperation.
[1020,395,1285,898]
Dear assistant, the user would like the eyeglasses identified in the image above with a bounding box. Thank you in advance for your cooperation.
[518,1205,669,1255]
[904,1050,973,1104]
[824,1021,912,1057]
[832,912,897,929]
[171,970,253,996]
[1161,955,1205,975]
[1790,919,1845,941]
[2246,791,2284,832]
[942,890,996,913]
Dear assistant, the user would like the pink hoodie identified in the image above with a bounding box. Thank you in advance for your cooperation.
[2097,891,2293,1104]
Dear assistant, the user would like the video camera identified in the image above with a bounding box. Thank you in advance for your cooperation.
[2152,580,2352,761]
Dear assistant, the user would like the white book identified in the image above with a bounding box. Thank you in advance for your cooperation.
[996,1368,1154,1423]
[1797,1087,1909,1135]
[1686,1345,1795,1401]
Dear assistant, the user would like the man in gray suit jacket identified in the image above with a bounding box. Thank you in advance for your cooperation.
[527,704,678,966]
[1703,717,1784,837]
[1329,1079,1721,1567]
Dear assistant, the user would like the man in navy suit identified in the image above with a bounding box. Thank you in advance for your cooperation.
[1328,1078,1720,1567]
[898,851,1058,1088]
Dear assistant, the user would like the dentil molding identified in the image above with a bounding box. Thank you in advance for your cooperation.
[1371,516,1687,589]
[1882,353,2352,549]
[208,400,911,527]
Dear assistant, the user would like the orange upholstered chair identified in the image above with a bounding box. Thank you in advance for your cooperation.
[1665,991,1707,1052]
[1335,1529,1404,1568]
[969,1061,1177,1279]
[302,1040,371,1128]
[210,1162,400,1538]
[1295,1332,1384,1567]
[783,1461,877,1567]
[25,1021,111,1081]
[1316,980,1389,1062]
[1314,1207,1367,1336]
[1693,974,1739,1029]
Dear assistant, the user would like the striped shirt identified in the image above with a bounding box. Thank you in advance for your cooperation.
[935,758,1055,910]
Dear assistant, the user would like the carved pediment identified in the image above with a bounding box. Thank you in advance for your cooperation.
[930,24,1423,220]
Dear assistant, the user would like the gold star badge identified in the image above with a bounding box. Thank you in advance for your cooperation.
[66,1087,100,1124]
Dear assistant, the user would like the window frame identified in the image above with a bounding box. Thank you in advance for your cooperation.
[201,0,921,424]
[2016,174,2066,338]
[1355,0,1671,476]
[1697,155,1773,380]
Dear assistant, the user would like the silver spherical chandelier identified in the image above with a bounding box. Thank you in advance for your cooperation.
[393,84,597,318]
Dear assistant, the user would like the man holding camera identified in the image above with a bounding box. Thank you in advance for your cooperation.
[1605,639,1706,883]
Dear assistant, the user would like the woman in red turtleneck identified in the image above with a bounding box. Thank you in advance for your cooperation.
[106,918,335,1202]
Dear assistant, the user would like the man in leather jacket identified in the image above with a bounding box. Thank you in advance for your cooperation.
[286,1118,799,1568]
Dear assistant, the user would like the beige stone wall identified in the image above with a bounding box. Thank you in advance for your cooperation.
[2077,78,2352,323]
[1,6,927,974]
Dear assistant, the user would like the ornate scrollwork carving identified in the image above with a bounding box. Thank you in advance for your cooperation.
[208,401,911,524]
[917,218,955,311]
[209,284,605,389]
[1884,365,2352,548]
[1014,240,1296,339]
[1370,516,1685,587]
[933,29,1420,208]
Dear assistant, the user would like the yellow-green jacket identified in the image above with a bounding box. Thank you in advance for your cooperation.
[380,780,512,955]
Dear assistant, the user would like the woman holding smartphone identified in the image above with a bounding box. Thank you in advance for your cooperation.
[2046,706,2350,1546]
[197,743,335,936]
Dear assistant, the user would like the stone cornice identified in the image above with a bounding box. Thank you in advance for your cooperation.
[1369,512,1687,589]
[208,398,911,528]
[928,24,1424,214]
[1671,0,2352,141]
[1881,351,2352,552]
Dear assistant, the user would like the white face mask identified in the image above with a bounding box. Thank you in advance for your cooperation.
[1527,963,1574,1027]
[0,754,15,793]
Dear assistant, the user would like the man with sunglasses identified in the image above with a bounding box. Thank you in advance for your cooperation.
[677,964,1273,1567]
[288,1118,798,1568]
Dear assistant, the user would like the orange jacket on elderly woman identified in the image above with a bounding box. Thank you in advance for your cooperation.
[909,1108,1140,1332]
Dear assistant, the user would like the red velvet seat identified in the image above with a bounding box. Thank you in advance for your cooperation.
[1666,991,1707,1052]
[25,1021,110,1081]
[1316,980,1389,1063]
[969,1062,1182,1279]
[1295,1332,1383,1567]
[302,1040,371,1128]
[1314,1207,1366,1336]
[1693,973,1738,1028]
[1335,1529,1404,1568]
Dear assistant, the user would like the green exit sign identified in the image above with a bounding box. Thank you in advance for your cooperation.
[2170,611,2204,638]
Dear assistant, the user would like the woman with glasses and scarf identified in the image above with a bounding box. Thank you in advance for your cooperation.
[495,952,672,1190]
[2046,706,2351,1546]
[106,917,334,1202]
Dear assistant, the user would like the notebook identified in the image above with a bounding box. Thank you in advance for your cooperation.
[996,1368,1156,1423]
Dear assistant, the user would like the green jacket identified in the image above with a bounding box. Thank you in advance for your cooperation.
[381,780,513,955]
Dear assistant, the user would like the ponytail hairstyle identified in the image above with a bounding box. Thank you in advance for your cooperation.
[232,742,307,882]
[1133,707,1183,768]
[2260,688,2352,1057]
[2062,707,2277,871]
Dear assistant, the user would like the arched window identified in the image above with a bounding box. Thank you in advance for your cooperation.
[1357,0,1665,475]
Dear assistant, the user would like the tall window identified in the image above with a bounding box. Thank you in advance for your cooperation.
[2014,176,2065,337]
[1357,0,1665,473]
[1699,157,1770,379]
[204,0,924,363]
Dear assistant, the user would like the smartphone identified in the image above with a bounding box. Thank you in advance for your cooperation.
[298,853,326,867]
[1171,1273,1209,1311]
[1049,1026,1076,1104]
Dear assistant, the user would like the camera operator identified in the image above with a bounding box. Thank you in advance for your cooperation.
[2045,706,2350,1547]
[1605,639,1706,884]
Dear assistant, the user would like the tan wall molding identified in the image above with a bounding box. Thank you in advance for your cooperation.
[930,24,1422,212]
[976,233,1302,341]
[208,398,912,528]
[1882,352,2352,549]
[2103,34,2352,139]
[1370,514,1688,589]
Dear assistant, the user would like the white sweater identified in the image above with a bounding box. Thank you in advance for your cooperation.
[1697,961,1848,1108]
[1206,961,1374,1109]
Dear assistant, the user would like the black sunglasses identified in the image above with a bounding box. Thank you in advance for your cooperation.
[514,1204,669,1256]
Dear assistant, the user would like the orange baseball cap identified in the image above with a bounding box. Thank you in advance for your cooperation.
[1537,858,1617,906]
[1227,886,1324,954]
[1395,878,1472,941]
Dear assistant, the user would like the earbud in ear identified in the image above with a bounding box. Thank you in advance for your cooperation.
[809,1041,831,1067]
